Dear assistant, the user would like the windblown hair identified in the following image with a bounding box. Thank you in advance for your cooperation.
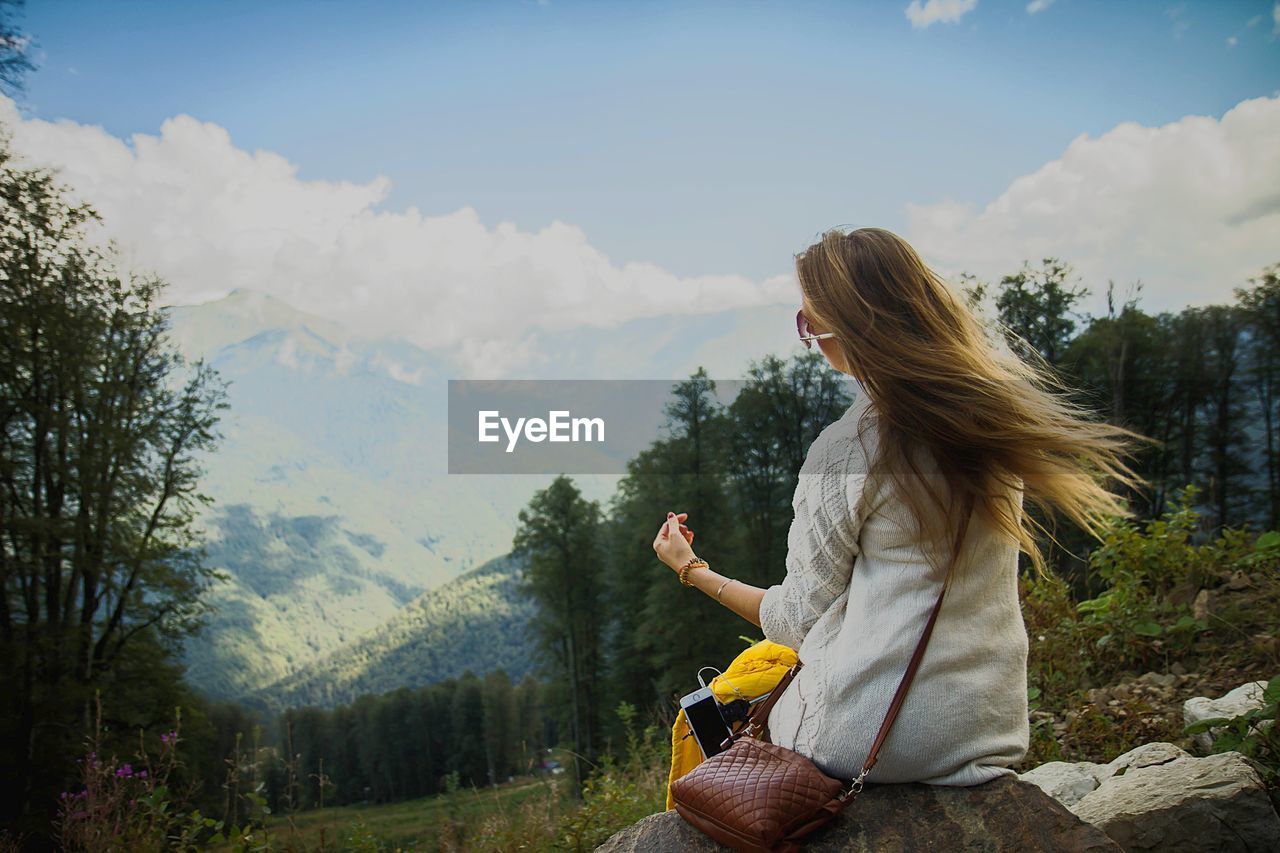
[795,226,1157,581]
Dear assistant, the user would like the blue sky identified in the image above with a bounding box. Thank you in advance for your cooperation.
[2,0,1278,379]
[17,0,1278,280]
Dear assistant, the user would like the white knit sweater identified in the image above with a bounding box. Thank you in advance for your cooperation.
[758,378,1030,786]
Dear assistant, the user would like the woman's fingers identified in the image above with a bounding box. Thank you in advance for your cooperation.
[654,511,695,557]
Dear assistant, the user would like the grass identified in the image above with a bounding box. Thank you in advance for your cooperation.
[221,775,571,852]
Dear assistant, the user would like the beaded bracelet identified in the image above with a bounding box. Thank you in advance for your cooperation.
[678,557,708,586]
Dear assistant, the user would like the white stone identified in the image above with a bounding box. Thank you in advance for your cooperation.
[1104,741,1189,775]
[1183,681,1270,752]
[1019,760,1112,807]
[1072,751,1280,852]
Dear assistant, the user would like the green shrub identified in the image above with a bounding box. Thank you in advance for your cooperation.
[553,701,669,851]
[53,701,272,853]
[1074,485,1219,674]
[1027,484,1277,698]
[1022,484,1280,767]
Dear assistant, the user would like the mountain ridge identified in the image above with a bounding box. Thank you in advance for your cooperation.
[249,551,536,710]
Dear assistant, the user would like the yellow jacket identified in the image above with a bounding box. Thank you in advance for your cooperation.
[665,639,798,810]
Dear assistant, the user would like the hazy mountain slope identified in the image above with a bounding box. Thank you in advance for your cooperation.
[164,287,799,700]
[168,290,535,698]
[254,552,536,710]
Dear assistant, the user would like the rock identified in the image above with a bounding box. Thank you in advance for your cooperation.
[1251,634,1279,658]
[1183,681,1271,752]
[1171,661,1187,676]
[1020,760,1112,807]
[1071,751,1280,852]
[1225,570,1253,591]
[1192,588,1211,621]
[1103,742,1189,775]
[598,775,1121,852]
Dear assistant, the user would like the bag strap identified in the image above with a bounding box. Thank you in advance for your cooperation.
[843,496,973,798]
[727,496,975,795]
[722,661,803,748]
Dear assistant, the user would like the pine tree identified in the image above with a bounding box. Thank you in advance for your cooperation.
[727,353,852,586]
[512,475,604,797]
[1236,265,1280,529]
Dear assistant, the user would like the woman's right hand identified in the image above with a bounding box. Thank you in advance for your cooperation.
[653,511,696,572]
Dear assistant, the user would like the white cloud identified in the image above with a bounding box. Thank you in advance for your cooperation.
[369,353,425,385]
[905,0,977,29]
[1026,0,1055,14]
[1273,1,1279,35]
[905,95,1280,316]
[1227,35,1238,47]
[0,96,795,376]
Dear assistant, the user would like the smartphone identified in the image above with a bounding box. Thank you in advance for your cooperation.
[679,686,732,759]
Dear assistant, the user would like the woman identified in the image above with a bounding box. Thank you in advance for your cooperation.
[653,227,1153,786]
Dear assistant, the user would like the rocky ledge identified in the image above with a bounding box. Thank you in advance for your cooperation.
[598,774,1122,852]
[600,678,1280,852]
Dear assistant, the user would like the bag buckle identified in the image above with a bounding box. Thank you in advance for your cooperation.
[840,768,869,801]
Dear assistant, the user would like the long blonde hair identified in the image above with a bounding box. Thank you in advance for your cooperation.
[795,227,1157,580]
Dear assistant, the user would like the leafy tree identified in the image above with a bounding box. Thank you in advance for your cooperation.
[956,271,989,315]
[512,475,605,797]
[727,353,852,585]
[449,672,488,788]
[481,669,517,784]
[1064,282,1168,517]
[601,441,684,724]
[0,129,228,830]
[992,260,1092,583]
[633,370,744,701]
[512,673,547,774]
[0,0,36,97]
[995,258,1090,369]
[1236,265,1280,530]
[1201,303,1253,531]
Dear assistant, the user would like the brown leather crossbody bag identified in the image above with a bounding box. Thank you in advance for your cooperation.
[669,512,970,853]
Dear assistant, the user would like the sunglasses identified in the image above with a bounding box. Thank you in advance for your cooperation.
[796,309,836,350]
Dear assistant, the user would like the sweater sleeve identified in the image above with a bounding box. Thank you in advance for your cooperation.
[759,422,875,651]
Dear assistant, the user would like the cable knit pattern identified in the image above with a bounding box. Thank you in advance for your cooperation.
[758,377,1030,787]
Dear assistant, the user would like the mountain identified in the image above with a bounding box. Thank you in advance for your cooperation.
[251,552,536,710]
[164,287,800,702]
[168,290,538,698]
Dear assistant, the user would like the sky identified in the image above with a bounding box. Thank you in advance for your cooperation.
[3,0,1279,374]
